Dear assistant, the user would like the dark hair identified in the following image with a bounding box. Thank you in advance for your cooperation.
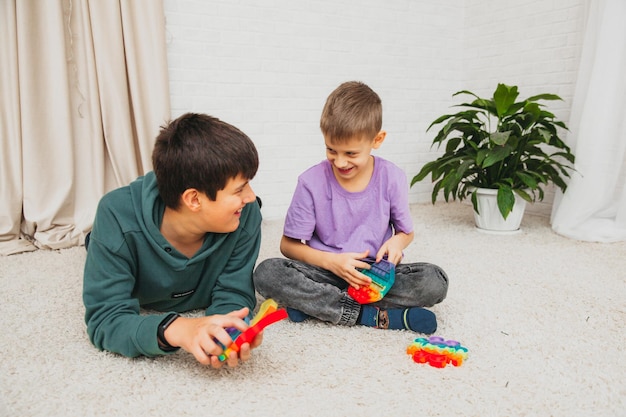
[152,113,259,208]
[320,81,382,142]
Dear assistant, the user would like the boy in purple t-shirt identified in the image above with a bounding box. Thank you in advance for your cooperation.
[254,81,448,334]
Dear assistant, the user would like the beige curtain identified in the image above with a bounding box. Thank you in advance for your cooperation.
[0,0,171,255]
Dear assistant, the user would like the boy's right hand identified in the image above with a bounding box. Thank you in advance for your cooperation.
[163,307,261,368]
[327,250,372,289]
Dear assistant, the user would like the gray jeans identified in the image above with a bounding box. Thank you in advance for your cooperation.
[253,258,449,326]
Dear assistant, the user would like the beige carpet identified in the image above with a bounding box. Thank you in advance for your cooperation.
[1,202,624,417]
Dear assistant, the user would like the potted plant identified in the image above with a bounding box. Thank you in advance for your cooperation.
[411,83,576,233]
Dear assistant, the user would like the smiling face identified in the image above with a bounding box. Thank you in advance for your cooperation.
[324,132,386,189]
[197,173,256,233]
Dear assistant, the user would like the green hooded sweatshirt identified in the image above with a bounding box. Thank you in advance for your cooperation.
[83,171,262,357]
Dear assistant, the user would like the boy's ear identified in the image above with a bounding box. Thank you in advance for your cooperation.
[372,131,386,149]
[181,188,202,212]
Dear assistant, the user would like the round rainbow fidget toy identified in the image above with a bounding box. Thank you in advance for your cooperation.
[407,336,469,368]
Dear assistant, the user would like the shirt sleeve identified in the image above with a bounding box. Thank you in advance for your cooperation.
[283,176,318,242]
[83,209,169,358]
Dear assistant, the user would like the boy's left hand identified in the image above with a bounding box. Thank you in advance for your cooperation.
[376,234,412,265]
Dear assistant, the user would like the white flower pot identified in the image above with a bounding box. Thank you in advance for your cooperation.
[472,188,526,234]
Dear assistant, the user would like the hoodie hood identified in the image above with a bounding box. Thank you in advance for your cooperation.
[128,172,226,269]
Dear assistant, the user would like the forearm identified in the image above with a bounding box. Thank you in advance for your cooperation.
[394,231,414,250]
[84,240,165,357]
[280,235,333,269]
[86,308,167,357]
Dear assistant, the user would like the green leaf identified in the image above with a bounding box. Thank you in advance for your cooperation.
[471,190,479,214]
[516,172,538,190]
[537,127,552,143]
[552,151,576,164]
[453,90,481,100]
[490,131,511,146]
[445,137,462,153]
[482,145,512,168]
[431,182,441,204]
[476,149,488,166]
[456,159,474,179]
[497,186,515,219]
[411,161,437,185]
[506,102,526,115]
[454,100,497,115]
[427,114,456,131]
[431,116,480,147]
[527,93,562,102]
[514,188,533,203]
[493,84,519,117]
[519,102,541,129]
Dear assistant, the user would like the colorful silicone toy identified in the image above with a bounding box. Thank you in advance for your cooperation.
[348,259,395,304]
[407,336,469,368]
[218,298,287,361]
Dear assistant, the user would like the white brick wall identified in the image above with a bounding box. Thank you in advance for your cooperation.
[463,0,589,216]
[164,0,589,219]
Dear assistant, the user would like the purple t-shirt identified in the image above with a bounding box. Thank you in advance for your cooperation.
[283,156,414,256]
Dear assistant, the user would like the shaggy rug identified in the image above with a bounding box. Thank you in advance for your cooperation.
[1,202,624,417]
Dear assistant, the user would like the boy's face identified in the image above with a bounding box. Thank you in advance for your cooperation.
[324,132,385,183]
[197,174,256,233]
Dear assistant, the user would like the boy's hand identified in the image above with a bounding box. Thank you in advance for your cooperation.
[212,331,264,368]
[376,232,414,265]
[163,307,262,368]
[326,250,372,289]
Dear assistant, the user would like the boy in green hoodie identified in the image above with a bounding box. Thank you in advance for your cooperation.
[83,113,263,368]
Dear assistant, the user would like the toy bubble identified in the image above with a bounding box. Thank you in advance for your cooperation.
[348,259,395,303]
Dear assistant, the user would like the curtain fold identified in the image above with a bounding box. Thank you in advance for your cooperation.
[0,0,170,255]
[551,0,626,242]
[0,1,31,255]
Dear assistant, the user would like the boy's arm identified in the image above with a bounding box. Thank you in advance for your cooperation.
[382,163,415,264]
[280,236,372,289]
[83,236,167,358]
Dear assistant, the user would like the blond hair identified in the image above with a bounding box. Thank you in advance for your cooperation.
[320,81,382,142]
